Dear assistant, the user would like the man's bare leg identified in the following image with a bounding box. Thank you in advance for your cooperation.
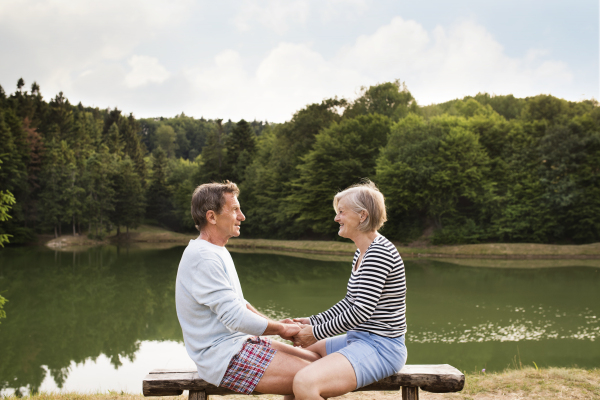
[304,339,327,358]
[271,339,322,361]
[254,350,311,395]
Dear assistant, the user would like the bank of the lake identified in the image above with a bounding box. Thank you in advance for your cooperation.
[43,225,600,262]
[5,368,599,400]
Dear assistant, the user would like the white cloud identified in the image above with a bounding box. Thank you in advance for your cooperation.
[0,0,193,95]
[182,44,366,121]
[318,0,368,22]
[124,56,170,88]
[335,17,573,104]
[232,0,310,34]
[177,17,574,121]
[231,0,367,34]
[0,3,580,122]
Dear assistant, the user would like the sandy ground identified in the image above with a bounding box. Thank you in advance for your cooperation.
[9,368,600,400]
[42,225,600,262]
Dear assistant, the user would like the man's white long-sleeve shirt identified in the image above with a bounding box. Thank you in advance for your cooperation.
[175,239,268,386]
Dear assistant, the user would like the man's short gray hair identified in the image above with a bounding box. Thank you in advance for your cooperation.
[333,180,387,232]
[191,181,240,232]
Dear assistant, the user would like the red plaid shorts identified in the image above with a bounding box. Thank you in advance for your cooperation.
[219,336,277,394]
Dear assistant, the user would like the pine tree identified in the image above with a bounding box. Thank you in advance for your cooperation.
[146,148,173,227]
[106,122,124,156]
[38,139,74,237]
[83,147,117,239]
[198,120,226,182]
[121,114,147,182]
[226,119,256,183]
[112,156,145,235]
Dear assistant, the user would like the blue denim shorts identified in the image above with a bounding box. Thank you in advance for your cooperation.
[326,330,407,389]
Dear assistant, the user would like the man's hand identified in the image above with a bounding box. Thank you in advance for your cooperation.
[292,317,311,325]
[292,325,317,348]
[278,322,301,341]
[280,318,300,325]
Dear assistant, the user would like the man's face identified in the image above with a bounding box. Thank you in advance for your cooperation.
[214,193,245,239]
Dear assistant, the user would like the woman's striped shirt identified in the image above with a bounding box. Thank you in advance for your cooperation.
[309,235,407,340]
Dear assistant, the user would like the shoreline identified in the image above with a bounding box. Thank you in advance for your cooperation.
[38,225,600,261]
[3,367,598,400]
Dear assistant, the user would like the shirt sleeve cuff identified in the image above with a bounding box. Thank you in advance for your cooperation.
[239,308,269,336]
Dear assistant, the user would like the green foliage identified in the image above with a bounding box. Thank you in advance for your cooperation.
[240,99,346,237]
[0,161,16,247]
[112,156,146,234]
[155,124,178,158]
[0,293,5,324]
[169,157,200,231]
[197,120,226,183]
[344,80,416,121]
[226,119,256,183]
[0,77,598,244]
[146,148,174,228]
[288,114,391,236]
[82,147,117,239]
[377,114,493,242]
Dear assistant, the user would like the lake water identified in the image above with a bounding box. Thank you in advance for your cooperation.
[0,245,598,395]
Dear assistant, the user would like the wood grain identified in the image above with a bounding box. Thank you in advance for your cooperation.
[188,391,207,400]
[143,364,465,396]
[402,386,419,400]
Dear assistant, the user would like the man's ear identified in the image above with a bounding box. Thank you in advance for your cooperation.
[205,210,217,225]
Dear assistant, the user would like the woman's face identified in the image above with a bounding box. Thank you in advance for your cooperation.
[334,197,362,239]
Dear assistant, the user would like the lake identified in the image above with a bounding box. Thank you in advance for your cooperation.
[0,245,598,395]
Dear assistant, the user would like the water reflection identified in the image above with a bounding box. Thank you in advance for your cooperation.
[0,246,598,395]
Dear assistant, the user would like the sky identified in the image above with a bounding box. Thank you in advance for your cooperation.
[0,0,598,122]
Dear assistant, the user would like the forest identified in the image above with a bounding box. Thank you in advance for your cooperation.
[0,79,599,245]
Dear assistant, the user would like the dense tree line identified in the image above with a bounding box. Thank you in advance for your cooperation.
[0,79,598,244]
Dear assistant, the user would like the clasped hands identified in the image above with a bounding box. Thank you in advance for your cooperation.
[278,317,317,348]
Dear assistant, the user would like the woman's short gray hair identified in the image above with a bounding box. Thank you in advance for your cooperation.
[333,180,387,233]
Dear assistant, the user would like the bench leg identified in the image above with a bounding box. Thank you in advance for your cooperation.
[402,386,419,400]
[189,390,207,400]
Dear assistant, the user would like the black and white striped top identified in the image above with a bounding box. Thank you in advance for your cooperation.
[309,235,407,340]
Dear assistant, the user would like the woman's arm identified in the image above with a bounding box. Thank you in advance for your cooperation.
[311,249,393,340]
[309,296,354,325]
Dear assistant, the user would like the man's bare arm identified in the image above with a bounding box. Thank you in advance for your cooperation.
[246,303,300,339]
[246,303,269,319]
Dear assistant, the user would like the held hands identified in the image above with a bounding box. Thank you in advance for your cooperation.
[277,317,316,347]
[277,319,301,341]
[292,317,311,325]
[292,324,317,348]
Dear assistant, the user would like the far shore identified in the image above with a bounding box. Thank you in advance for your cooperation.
[3,367,599,400]
[39,225,600,263]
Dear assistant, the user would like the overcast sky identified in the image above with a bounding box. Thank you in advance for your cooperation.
[1,0,597,122]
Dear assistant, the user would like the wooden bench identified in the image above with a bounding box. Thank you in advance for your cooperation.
[143,365,465,400]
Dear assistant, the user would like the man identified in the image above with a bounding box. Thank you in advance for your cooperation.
[175,181,319,396]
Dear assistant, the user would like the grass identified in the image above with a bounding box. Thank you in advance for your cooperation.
[5,368,599,400]
[227,238,600,259]
[43,225,600,261]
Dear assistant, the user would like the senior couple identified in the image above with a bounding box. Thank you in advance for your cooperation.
[175,180,407,400]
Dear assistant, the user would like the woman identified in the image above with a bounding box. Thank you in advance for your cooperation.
[291,180,407,400]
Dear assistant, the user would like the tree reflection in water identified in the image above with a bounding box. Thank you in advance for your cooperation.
[0,246,599,395]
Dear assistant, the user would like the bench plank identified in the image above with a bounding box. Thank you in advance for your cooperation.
[143,364,464,396]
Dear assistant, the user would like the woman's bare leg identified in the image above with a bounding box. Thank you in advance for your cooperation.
[293,353,357,400]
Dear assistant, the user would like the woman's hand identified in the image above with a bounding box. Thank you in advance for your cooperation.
[278,321,301,341]
[293,325,317,348]
[293,317,311,325]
